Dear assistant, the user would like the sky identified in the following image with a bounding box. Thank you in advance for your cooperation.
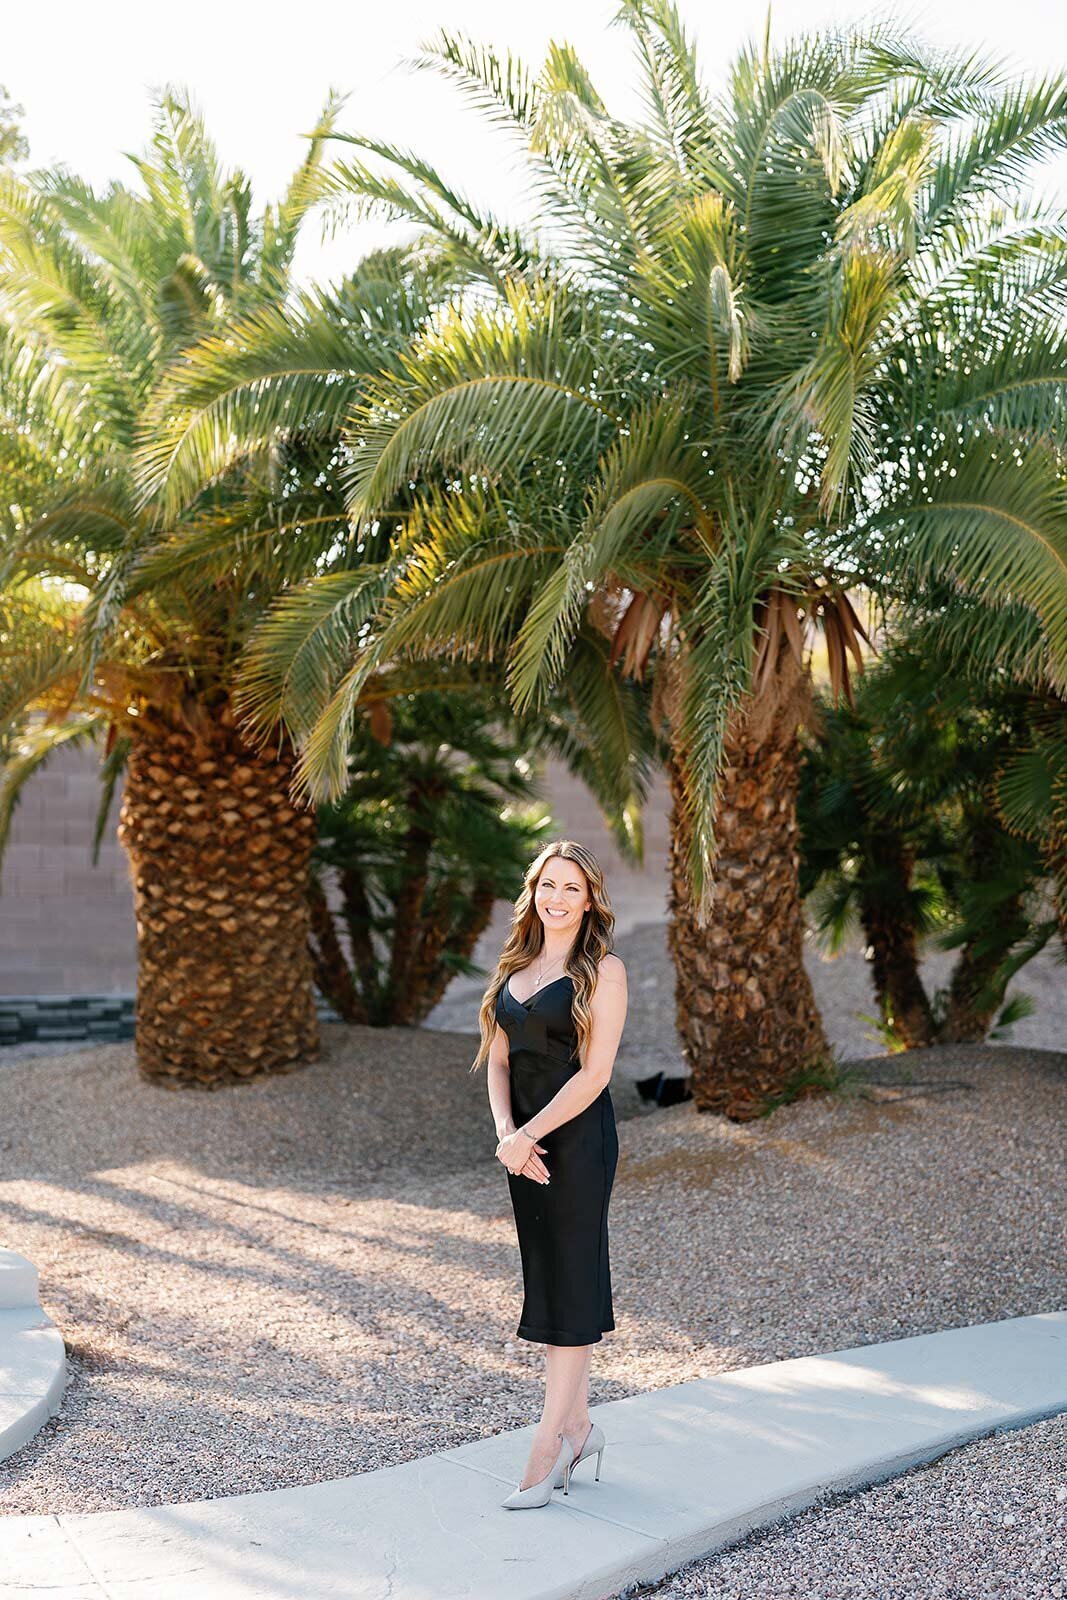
[5,0,1066,286]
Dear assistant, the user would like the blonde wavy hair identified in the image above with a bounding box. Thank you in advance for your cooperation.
[470,839,616,1074]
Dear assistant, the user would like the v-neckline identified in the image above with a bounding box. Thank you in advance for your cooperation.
[506,973,572,1009]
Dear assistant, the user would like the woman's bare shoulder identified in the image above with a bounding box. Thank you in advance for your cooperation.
[596,953,627,984]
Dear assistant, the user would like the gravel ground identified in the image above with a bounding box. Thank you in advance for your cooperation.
[0,921,1064,1598]
[630,1413,1067,1600]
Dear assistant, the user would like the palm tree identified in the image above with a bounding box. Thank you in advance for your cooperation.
[799,627,1055,1047]
[307,665,600,1025]
[798,687,940,1048]
[997,716,1067,952]
[0,91,457,1085]
[139,12,1067,1117]
[899,592,1067,967]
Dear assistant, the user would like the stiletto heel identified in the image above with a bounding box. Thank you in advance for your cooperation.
[500,1435,574,1509]
[553,1421,606,1488]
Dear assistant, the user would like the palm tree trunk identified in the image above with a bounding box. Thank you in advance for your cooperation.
[665,717,830,1121]
[406,874,498,1021]
[117,695,320,1086]
[307,871,367,1024]
[937,820,1026,1044]
[936,898,1023,1043]
[386,779,437,1018]
[858,844,935,1048]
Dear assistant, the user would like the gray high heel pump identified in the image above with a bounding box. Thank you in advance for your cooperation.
[553,1421,606,1488]
[501,1435,574,1509]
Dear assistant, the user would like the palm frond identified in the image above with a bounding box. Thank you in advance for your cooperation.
[344,279,614,519]
[613,0,715,181]
[770,242,903,517]
[261,88,349,280]
[635,189,749,403]
[137,289,371,515]
[923,322,1067,436]
[0,579,80,727]
[995,731,1067,843]
[719,26,867,283]
[533,617,659,863]
[406,30,540,134]
[508,393,709,709]
[91,727,132,865]
[0,711,103,867]
[863,433,1067,690]
[318,141,541,287]
[919,70,1067,245]
[232,561,412,749]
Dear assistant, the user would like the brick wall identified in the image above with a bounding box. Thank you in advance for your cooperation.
[1,742,137,995]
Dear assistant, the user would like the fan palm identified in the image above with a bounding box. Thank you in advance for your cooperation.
[896,590,1067,960]
[0,90,459,1085]
[307,665,595,1025]
[139,10,1067,1116]
[799,624,1055,1048]
[798,688,941,1048]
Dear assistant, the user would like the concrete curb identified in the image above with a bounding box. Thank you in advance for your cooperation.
[0,1311,1063,1599]
[0,1251,67,1467]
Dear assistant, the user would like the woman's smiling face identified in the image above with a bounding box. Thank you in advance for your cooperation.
[534,857,591,934]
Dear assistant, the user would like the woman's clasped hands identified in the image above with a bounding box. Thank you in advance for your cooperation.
[495,1123,551,1184]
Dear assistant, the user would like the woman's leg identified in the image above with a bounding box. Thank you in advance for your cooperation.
[518,1342,591,1489]
[561,1345,593,1454]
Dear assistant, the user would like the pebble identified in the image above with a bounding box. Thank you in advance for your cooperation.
[639,1413,1066,1600]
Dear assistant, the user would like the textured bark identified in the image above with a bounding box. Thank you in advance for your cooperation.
[315,861,497,1026]
[339,866,380,1000]
[307,873,366,1024]
[117,698,319,1087]
[858,844,935,1048]
[389,873,498,1025]
[386,781,437,1006]
[666,713,831,1122]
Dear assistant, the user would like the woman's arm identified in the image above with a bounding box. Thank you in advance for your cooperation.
[508,956,628,1146]
[486,1021,515,1139]
[489,1017,552,1182]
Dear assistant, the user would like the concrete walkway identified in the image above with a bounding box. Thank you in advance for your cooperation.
[0,1251,66,1469]
[1,1309,1063,1599]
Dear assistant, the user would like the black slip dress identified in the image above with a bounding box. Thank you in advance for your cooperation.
[495,972,619,1345]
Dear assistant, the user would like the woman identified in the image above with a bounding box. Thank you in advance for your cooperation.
[471,839,627,1509]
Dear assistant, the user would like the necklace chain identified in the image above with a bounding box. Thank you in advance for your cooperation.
[536,947,569,986]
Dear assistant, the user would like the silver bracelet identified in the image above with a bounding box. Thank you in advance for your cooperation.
[517,1125,538,1141]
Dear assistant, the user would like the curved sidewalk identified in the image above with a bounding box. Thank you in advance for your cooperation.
[1,1310,1064,1600]
[0,1251,66,1469]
